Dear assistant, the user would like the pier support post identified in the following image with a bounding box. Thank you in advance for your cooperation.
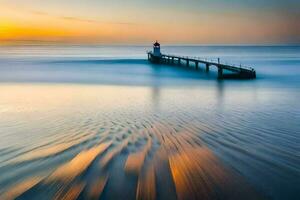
[147,52,256,79]
[218,67,223,79]
[206,64,209,72]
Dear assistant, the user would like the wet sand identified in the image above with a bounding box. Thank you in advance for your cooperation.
[0,84,298,200]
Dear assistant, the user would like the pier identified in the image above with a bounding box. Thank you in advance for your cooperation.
[147,42,256,79]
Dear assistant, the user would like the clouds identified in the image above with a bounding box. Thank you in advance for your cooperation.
[26,8,137,25]
[0,0,299,44]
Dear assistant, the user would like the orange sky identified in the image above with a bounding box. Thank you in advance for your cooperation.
[0,1,299,45]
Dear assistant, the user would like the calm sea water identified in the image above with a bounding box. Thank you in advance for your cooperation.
[0,45,299,200]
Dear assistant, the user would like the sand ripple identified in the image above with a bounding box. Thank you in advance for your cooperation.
[0,84,298,200]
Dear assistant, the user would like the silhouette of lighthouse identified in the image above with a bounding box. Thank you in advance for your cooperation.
[153,41,161,57]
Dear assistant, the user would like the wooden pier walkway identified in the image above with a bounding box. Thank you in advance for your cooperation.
[147,52,256,79]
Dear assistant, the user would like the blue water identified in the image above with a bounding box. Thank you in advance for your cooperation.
[0,45,299,200]
[1,45,300,86]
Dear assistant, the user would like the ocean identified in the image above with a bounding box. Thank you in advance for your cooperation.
[0,45,299,200]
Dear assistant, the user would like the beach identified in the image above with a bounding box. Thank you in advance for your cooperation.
[0,45,299,200]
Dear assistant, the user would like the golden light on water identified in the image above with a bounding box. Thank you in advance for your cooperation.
[47,142,111,182]
[0,84,267,200]
[0,177,43,200]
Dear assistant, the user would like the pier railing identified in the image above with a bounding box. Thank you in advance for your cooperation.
[147,51,254,71]
[147,51,256,79]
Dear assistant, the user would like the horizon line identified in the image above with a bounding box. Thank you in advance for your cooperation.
[1,42,299,47]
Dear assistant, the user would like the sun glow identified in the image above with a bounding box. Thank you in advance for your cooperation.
[0,1,299,45]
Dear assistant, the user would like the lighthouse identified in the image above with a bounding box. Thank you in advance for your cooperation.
[147,41,163,63]
[153,41,161,57]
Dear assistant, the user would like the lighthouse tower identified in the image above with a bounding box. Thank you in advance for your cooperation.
[153,41,161,57]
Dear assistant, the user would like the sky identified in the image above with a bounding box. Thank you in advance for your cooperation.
[0,0,299,45]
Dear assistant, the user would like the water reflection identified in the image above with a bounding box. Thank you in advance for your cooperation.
[0,84,298,200]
